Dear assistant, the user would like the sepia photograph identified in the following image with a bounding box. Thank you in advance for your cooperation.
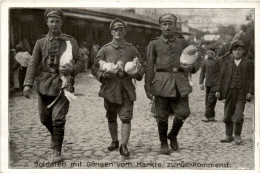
[1,1,259,173]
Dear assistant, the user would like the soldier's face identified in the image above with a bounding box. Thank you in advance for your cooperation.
[47,17,62,34]
[232,46,245,60]
[161,21,176,38]
[111,27,126,40]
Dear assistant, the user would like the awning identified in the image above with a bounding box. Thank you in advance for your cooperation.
[63,11,160,30]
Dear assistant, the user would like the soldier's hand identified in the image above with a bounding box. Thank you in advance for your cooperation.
[215,92,220,99]
[101,71,117,79]
[180,64,194,73]
[23,86,32,99]
[200,84,204,90]
[146,92,153,100]
[60,64,74,76]
[246,93,253,102]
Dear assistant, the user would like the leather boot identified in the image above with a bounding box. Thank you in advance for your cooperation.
[234,122,243,145]
[120,123,131,156]
[158,122,170,155]
[52,127,64,162]
[167,117,184,151]
[108,121,119,151]
[220,122,234,143]
[44,123,54,149]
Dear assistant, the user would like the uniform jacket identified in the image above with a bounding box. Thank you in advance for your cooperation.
[24,33,85,96]
[217,54,254,100]
[92,41,145,104]
[145,36,201,98]
[199,57,222,90]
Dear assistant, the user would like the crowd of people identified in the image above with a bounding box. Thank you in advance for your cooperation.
[10,8,254,163]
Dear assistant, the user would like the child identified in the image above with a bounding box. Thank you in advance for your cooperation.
[199,49,222,122]
[216,40,254,145]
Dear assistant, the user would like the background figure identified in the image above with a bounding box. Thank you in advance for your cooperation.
[199,50,222,122]
[216,40,253,145]
[90,42,100,69]
[9,49,17,93]
[15,42,32,93]
[21,38,31,54]
[79,42,90,70]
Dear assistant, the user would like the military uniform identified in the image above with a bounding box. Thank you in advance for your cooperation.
[92,18,145,156]
[145,14,202,153]
[24,32,84,154]
[92,41,144,122]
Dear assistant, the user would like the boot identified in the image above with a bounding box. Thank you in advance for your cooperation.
[44,123,54,149]
[220,122,234,143]
[167,117,184,151]
[108,121,119,151]
[52,127,64,162]
[234,122,243,145]
[158,122,170,155]
[120,123,131,156]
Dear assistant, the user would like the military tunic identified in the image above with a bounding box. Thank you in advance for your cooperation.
[24,32,85,127]
[92,41,145,122]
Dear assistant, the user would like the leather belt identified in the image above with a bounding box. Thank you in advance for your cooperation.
[156,68,184,73]
[43,68,59,73]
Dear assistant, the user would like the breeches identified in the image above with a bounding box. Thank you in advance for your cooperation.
[104,90,133,124]
[154,95,191,123]
[38,93,69,128]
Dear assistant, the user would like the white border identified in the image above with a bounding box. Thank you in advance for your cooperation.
[1,1,259,173]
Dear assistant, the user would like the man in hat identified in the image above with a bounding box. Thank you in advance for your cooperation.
[23,8,85,162]
[145,14,202,154]
[216,40,253,145]
[92,18,145,156]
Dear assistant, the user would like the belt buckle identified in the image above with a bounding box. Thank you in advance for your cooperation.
[171,68,178,73]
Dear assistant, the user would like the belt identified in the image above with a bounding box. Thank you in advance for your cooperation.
[156,68,184,73]
[43,68,59,73]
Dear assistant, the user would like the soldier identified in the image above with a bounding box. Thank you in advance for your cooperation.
[199,50,222,122]
[23,8,85,162]
[145,14,201,154]
[92,18,145,156]
[216,40,254,145]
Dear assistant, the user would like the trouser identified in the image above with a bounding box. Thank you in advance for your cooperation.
[224,88,246,136]
[38,93,69,152]
[154,94,190,143]
[204,86,217,118]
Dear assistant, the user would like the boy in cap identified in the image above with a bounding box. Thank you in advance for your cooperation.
[145,14,202,154]
[199,50,222,122]
[216,40,254,145]
[92,18,145,156]
[23,8,85,162]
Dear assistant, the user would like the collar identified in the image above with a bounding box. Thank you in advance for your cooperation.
[160,35,176,43]
[111,40,127,48]
[234,58,242,66]
[47,31,62,41]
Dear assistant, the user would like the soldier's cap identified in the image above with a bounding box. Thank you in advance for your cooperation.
[44,8,63,20]
[229,39,245,52]
[110,18,126,30]
[159,14,177,24]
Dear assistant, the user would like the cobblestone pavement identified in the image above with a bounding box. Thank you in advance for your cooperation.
[8,70,254,169]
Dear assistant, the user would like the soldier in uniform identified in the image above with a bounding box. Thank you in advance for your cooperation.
[92,18,145,156]
[23,8,85,162]
[145,14,201,154]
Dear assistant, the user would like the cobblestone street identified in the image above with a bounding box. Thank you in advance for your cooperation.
[8,70,254,169]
